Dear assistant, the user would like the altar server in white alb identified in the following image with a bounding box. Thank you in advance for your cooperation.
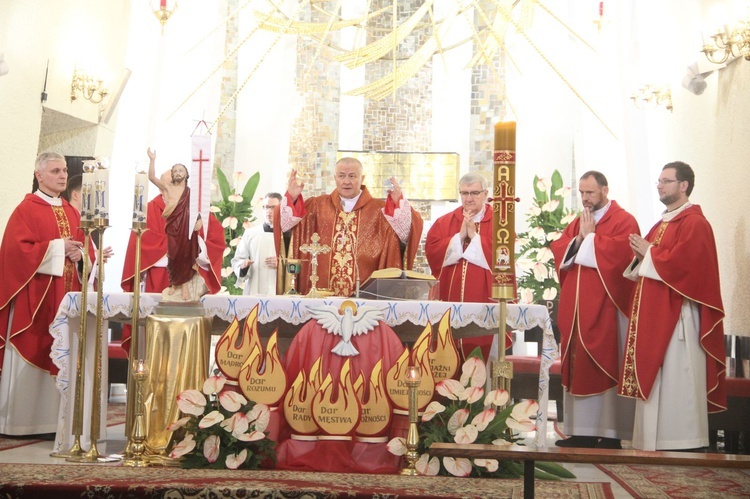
[232,192,281,295]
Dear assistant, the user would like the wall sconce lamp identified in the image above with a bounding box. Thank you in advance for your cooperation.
[153,0,178,28]
[702,18,750,64]
[630,85,673,112]
[71,68,109,104]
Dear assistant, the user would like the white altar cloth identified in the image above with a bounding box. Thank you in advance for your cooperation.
[50,292,558,452]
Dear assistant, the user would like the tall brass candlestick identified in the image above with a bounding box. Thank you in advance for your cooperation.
[400,365,421,476]
[50,222,95,459]
[491,121,518,401]
[123,360,148,467]
[69,219,119,463]
[122,223,146,458]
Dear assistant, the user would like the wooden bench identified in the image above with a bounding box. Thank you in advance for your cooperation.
[429,442,750,499]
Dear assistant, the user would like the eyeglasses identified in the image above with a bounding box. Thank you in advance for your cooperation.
[262,204,279,210]
[459,190,486,197]
[655,179,681,186]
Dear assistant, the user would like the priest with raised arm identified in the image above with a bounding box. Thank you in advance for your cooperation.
[274,157,422,297]
[550,171,638,449]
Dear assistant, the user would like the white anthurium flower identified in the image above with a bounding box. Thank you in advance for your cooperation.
[220,412,250,436]
[484,389,510,407]
[222,216,238,230]
[519,288,535,304]
[203,376,226,396]
[459,356,487,388]
[230,236,242,247]
[225,449,248,470]
[541,199,559,212]
[221,266,233,278]
[536,247,554,263]
[507,399,539,432]
[228,193,243,203]
[471,408,496,431]
[387,437,408,456]
[232,171,245,185]
[203,434,221,463]
[166,416,191,431]
[422,401,446,422]
[237,430,265,442]
[532,262,548,282]
[416,453,440,475]
[246,404,271,432]
[169,434,196,459]
[219,391,248,412]
[546,231,562,242]
[176,390,206,416]
[536,178,551,192]
[492,437,514,446]
[515,237,529,251]
[243,219,252,229]
[527,205,542,216]
[209,205,221,213]
[443,457,473,477]
[198,410,225,429]
[555,186,572,197]
[561,212,577,225]
[528,226,546,241]
[454,424,479,444]
[474,458,499,472]
[447,408,470,435]
[222,247,232,258]
[543,287,558,300]
[552,269,559,283]
[515,257,535,272]
[460,386,484,404]
[435,379,464,400]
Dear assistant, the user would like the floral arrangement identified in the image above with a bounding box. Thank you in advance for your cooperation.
[387,353,574,479]
[168,375,276,469]
[210,169,260,294]
[515,169,577,304]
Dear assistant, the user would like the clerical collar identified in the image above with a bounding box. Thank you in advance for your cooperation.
[263,223,273,232]
[35,189,62,207]
[592,201,611,224]
[339,191,362,213]
[472,204,488,222]
[662,201,692,221]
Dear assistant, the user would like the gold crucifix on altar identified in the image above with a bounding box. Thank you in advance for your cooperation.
[300,232,332,298]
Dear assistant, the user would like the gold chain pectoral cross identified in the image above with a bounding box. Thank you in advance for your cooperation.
[300,232,331,298]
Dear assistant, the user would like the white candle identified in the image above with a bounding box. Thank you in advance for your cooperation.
[94,165,109,220]
[81,166,96,223]
[133,172,149,226]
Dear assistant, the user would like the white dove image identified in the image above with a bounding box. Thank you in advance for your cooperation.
[307,300,385,356]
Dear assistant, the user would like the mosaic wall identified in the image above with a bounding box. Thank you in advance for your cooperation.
[214,0,239,183]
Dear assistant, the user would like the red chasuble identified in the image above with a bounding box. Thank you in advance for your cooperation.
[619,205,726,413]
[550,201,639,395]
[0,194,88,375]
[274,186,422,297]
[121,196,170,293]
[424,205,494,303]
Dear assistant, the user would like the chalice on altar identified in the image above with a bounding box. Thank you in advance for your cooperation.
[285,258,302,295]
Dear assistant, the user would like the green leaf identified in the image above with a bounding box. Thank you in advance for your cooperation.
[535,461,576,478]
[242,172,261,205]
[216,168,231,201]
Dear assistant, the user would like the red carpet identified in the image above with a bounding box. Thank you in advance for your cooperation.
[597,463,750,498]
[0,463,613,498]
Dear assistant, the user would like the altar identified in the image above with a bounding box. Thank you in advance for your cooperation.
[49,292,559,454]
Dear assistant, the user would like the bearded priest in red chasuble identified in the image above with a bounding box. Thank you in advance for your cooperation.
[274,157,422,297]
[551,171,639,449]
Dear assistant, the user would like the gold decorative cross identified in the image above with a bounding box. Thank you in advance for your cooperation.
[300,232,330,297]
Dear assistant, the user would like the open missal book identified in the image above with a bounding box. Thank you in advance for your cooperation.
[358,268,438,300]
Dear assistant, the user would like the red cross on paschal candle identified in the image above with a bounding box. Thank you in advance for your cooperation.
[494,181,519,225]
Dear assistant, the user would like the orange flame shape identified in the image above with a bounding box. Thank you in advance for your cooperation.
[238,330,287,406]
[385,346,412,410]
[312,359,361,436]
[430,309,460,382]
[353,360,391,436]
[282,356,325,435]
[214,305,261,380]
[411,324,436,410]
